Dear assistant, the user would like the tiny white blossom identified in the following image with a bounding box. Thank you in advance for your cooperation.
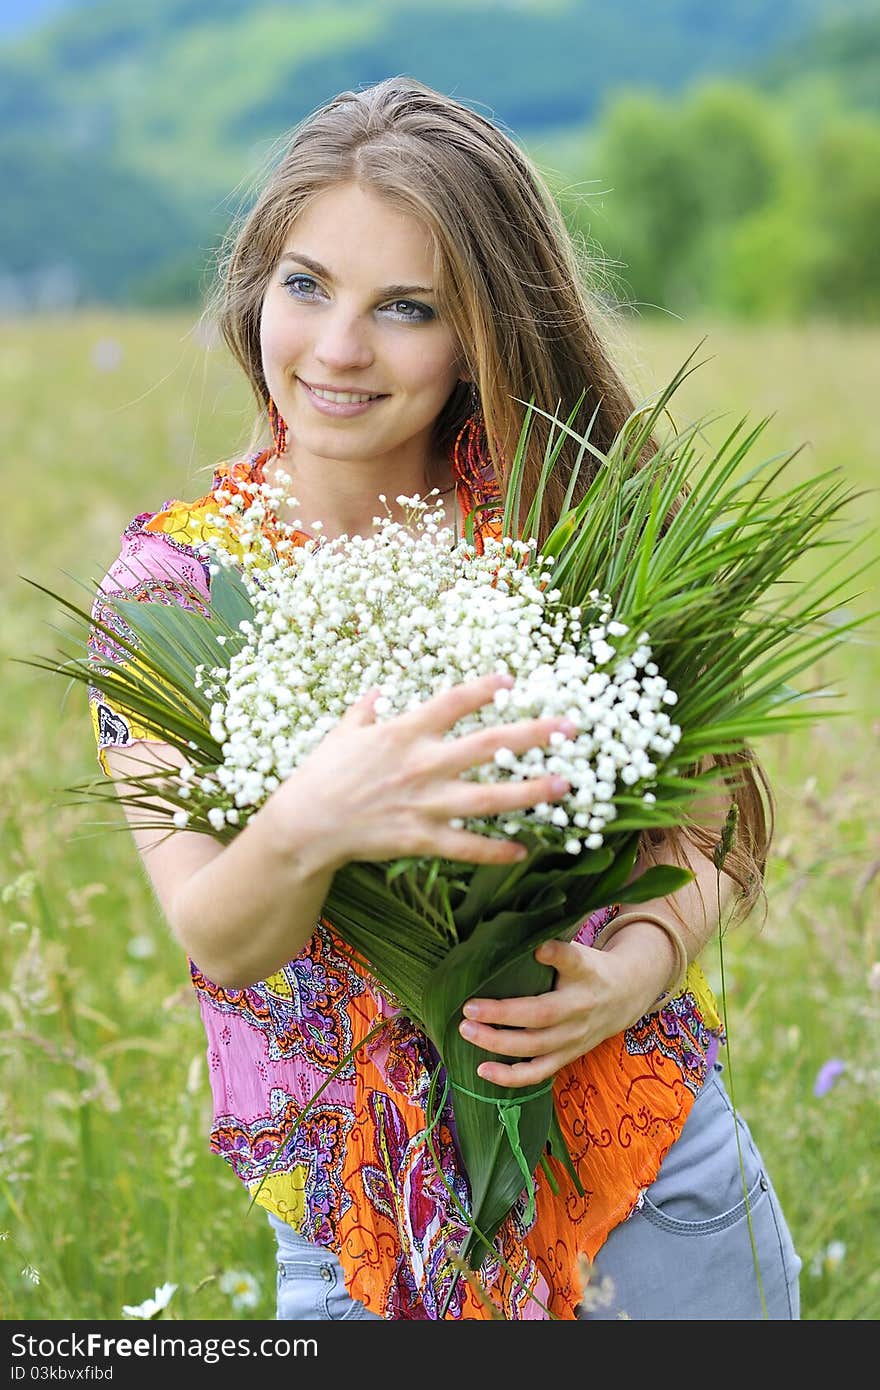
[122,1283,177,1319]
[190,487,680,856]
[219,1269,261,1311]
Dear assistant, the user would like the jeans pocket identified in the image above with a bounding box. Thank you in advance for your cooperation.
[276,1260,322,1320]
[640,1068,765,1227]
[631,1070,802,1318]
[276,1253,379,1321]
[323,1271,375,1321]
[640,1165,768,1236]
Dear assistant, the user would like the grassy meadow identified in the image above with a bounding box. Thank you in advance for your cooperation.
[1,311,877,1320]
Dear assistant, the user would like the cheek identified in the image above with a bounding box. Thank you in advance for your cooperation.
[405,336,462,397]
[260,299,299,367]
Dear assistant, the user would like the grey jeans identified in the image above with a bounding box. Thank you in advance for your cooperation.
[269,1063,801,1320]
[580,1062,801,1319]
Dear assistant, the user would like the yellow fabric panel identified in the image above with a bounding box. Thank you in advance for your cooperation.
[248,1167,309,1230]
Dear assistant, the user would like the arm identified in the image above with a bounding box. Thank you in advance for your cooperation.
[103,741,338,988]
[92,516,355,984]
[598,824,738,1009]
[103,677,577,988]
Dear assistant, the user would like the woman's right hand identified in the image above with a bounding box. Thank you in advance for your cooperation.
[260,672,575,873]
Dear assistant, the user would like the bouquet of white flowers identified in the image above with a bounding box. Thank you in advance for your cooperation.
[30,347,866,1276]
[184,492,682,853]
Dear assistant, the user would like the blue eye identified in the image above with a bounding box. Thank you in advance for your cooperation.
[281,274,433,322]
[386,299,434,322]
[282,274,320,298]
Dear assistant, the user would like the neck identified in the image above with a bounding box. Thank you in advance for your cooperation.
[266,443,456,542]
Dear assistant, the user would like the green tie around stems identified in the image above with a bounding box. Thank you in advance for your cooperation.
[422,1066,555,1319]
[450,1079,554,1226]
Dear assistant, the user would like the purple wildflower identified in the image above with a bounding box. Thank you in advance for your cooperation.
[813,1058,846,1097]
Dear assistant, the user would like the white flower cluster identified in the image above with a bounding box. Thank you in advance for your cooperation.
[176,482,681,854]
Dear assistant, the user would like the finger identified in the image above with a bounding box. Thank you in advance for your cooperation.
[461,990,563,1031]
[458,1018,570,1057]
[475,1055,564,1089]
[451,771,570,818]
[404,672,515,736]
[430,827,529,865]
[442,713,577,778]
[337,687,381,728]
[534,939,589,975]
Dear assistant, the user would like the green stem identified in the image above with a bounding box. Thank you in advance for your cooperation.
[165,1189,179,1286]
[421,1064,557,1321]
[402,873,456,942]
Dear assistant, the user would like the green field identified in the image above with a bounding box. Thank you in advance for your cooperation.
[1,313,877,1320]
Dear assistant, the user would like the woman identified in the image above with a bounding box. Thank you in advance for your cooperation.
[89,77,801,1320]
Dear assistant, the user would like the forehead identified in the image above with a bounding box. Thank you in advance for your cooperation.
[280,182,436,273]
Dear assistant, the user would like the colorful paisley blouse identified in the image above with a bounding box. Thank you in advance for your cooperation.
[88,448,724,1321]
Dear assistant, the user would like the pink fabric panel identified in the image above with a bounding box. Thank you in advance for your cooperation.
[99,517,211,602]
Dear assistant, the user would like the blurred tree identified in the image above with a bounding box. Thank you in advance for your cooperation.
[568,79,880,322]
[576,82,788,316]
[715,197,819,320]
[571,92,705,315]
[716,113,880,321]
[806,116,880,319]
[674,83,789,306]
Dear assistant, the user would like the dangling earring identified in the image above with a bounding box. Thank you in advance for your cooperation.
[268,396,287,456]
[452,382,489,492]
[452,382,499,553]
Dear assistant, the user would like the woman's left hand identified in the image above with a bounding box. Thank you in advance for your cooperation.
[458,924,677,1088]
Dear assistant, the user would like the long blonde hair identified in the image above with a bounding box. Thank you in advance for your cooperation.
[204,75,772,921]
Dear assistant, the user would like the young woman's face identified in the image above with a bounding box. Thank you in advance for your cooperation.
[260,181,465,470]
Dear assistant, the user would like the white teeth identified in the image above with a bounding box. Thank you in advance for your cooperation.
[308,385,381,404]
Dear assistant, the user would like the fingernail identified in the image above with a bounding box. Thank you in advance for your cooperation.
[494,672,514,687]
[462,1003,480,1019]
[459,1021,478,1040]
[550,776,570,794]
[558,719,578,736]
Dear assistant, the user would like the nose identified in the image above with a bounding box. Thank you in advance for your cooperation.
[314,304,375,373]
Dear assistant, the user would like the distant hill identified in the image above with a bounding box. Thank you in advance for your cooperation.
[1,0,876,306]
[758,6,880,114]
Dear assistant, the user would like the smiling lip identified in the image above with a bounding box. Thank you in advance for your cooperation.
[299,379,388,417]
[301,379,387,395]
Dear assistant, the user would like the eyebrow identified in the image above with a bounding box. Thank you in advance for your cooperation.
[277,251,435,298]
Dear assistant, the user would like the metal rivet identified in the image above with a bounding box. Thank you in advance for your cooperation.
[320,1264,333,1281]
[760,1175,769,1191]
